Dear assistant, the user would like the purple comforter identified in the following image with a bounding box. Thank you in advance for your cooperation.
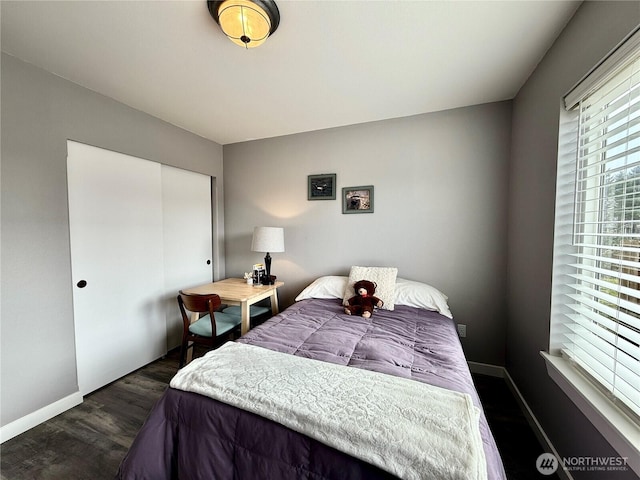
[117,299,506,480]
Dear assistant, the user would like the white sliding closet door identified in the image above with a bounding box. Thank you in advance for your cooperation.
[68,141,166,395]
[162,165,213,350]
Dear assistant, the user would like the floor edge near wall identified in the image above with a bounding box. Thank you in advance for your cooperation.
[468,361,505,378]
[468,361,574,480]
[0,392,84,444]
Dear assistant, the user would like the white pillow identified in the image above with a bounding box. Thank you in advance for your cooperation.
[394,277,453,318]
[295,276,348,301]
[343,266,398,311]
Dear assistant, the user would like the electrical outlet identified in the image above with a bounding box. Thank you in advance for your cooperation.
[457,324,467,338]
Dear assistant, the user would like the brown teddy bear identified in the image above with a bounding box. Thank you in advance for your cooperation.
[344,280,383,318]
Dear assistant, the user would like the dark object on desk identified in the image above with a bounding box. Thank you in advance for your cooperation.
[261,274,277,285]
[252,267,266,285]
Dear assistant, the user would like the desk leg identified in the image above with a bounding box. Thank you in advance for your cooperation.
[270,291,280,316]
[240,301,250,336]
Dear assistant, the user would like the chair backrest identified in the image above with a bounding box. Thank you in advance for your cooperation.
[177,291,222,337]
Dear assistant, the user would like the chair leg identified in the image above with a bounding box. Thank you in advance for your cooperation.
[179,346,186,368]
[179,341,190,368]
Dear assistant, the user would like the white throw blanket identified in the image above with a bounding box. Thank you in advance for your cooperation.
[170,342,487,480]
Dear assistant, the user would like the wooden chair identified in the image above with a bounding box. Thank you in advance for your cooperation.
[177,291,242,368]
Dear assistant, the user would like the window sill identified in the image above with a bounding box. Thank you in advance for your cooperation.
[540,351,639,476]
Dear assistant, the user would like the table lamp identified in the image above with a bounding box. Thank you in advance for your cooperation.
[251,226,285,284]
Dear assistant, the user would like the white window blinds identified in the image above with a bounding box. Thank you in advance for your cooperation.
[555,37,640,420]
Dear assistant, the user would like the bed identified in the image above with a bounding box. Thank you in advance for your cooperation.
[116,274,506,480]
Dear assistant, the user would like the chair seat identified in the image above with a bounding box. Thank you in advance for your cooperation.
[188,312,241,338]
[222,305,271,318]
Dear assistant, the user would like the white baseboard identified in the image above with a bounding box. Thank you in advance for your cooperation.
[468,361,506,377]
[0,392,83,443]
[503,369,575,480]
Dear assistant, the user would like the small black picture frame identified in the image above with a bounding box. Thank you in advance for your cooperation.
[342,186,374,214]
[308,174,337,200]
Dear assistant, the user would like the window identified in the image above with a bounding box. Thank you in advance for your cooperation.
[550,31,640,424]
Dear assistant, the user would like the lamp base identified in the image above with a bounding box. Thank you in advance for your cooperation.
[263,252,272,284]
[261,275,277,286]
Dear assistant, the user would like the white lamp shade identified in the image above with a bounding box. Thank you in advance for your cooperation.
[251,226,284,253]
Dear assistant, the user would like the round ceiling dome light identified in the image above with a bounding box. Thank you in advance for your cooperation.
[208,0,280,49]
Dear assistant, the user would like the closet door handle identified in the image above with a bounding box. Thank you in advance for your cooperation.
[77,280,88,288]
[206,259,211,265]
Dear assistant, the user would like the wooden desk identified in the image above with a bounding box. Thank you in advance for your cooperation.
[182,278,284,335]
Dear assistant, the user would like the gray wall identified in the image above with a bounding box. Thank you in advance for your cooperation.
[507,2,639,478]
[0,53,225,427]
[224,102,512,365]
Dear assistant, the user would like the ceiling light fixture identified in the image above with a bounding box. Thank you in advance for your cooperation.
[208,0,280,49]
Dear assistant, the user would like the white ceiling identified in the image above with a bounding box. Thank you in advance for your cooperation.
[1,0,581,145]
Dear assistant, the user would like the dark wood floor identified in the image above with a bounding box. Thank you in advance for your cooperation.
[0,350,180,480]
[2,348,553,479]
[472,373,559,480]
